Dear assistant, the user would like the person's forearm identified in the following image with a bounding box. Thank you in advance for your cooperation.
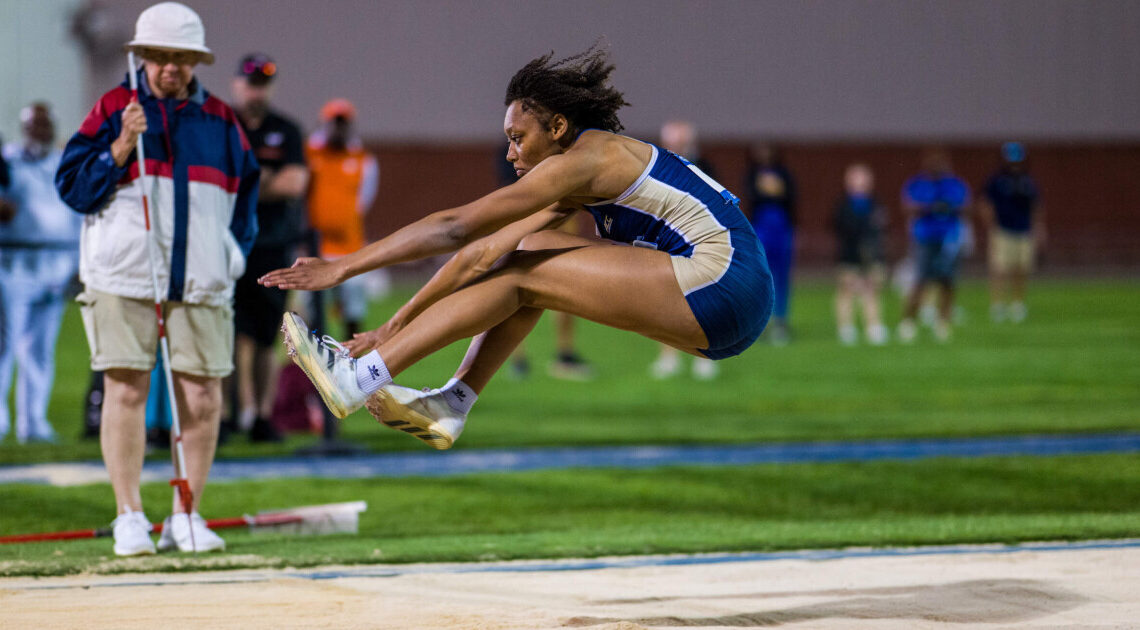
[260,165,308,201]
[111,136,135,167]
[336,210,469,281]
[384,206,570,329]
[386,245,485,331]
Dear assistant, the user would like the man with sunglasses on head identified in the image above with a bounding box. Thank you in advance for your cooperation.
[229,53,309,443]
[55,2,259,557]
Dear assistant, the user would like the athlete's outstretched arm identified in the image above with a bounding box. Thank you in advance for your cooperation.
[344,205,574,355]
[258,151,595,291]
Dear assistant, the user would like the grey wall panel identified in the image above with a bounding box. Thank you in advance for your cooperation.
[74,0,1140,141]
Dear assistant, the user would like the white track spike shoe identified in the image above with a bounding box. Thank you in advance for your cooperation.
[281,312,367,419]
[365,384,466,450]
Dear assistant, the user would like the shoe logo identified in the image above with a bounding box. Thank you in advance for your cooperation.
[368,365,381,380]
[453,387,467,401]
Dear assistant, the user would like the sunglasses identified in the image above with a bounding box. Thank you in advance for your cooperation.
[138,49,201,66]
[241,59,277,78]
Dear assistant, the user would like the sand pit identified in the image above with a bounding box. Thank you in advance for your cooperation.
[1,543,1137,629]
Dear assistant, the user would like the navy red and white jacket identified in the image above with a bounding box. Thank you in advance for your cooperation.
[56,69,259,306]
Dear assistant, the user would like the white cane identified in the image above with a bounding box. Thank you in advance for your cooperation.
[127,51,197,552]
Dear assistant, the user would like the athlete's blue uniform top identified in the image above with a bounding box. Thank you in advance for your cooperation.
[585,143,773,359]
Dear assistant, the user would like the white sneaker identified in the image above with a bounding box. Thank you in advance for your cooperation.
[933,319,952,343]
[365,384,466,450]
[157,512,226,553]
[112,510,156,556]
[650,354,680,380]
[1009,301,1027,323]
[990,303,1006,323]
[898,319,918,344]
[838,324,858,346]
[919,304,938,327]
[281,312,367,418]
[692,357,719,381]
[866,324,889,346]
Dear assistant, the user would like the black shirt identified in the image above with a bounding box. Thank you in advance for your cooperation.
[241,109,306,248]
[746,163,796,226]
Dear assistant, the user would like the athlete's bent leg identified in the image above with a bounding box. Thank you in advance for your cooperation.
[454,307,543,394]
[377,239,706,378]
[450,230,600,393]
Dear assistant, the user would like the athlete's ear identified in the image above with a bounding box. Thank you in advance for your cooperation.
[548,113,569,141]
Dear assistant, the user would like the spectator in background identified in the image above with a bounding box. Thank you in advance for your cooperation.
[0,102,82,443]
[746,143,796,345]
[897,148,970,343]
[833,163,889,346]
[55,1,259,555]
[0,133,8,187]
[495,141,595,381]
[231,52,309,442]
[306,99,378,340]
[650,120,718,379]
[982,142,1043,323]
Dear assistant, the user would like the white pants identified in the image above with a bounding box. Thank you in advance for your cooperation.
[0,248,77,442]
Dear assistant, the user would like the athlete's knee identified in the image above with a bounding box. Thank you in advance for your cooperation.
[517,230,568,252]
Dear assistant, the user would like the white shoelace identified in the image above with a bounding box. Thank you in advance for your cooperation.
[320,334,352,359]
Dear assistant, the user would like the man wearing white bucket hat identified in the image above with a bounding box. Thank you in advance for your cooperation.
[56,2,260,556]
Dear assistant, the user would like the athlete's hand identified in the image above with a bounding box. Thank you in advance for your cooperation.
[111,100,148,167]
[343,327,384,357]
[258,257,345,291]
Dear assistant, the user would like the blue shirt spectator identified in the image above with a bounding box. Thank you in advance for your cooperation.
[903,173,969,245]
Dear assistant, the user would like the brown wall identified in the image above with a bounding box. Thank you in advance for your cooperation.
[364,142,1140,268]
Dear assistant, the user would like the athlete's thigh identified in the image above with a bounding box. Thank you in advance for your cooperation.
[505,241,708,350]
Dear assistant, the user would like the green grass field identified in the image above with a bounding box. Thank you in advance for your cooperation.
[1,277,1138,576]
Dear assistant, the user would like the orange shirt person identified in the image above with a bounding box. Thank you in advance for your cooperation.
[305,99,378,335]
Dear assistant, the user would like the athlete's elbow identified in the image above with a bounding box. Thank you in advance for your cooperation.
[435,210,477,247]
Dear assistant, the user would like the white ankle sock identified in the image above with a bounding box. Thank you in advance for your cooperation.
[440,378,477,415]
[355,351,392,394]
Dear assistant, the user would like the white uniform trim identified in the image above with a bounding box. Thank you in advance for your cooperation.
[605,177,734,296]
[587,144,657,207]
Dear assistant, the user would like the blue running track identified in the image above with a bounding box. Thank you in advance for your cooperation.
[1,432,1138,485]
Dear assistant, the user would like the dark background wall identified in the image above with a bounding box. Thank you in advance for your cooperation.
[367,141,1139,267]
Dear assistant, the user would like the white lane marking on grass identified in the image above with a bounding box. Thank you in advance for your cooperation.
[6,539,1140,591]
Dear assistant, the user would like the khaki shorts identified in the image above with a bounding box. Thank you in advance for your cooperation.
[990,230,1036,273]
[78,289,234,378]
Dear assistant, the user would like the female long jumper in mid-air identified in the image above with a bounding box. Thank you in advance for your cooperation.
[259,46,774,449]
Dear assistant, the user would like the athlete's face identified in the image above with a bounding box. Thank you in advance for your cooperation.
[503,101,566,178]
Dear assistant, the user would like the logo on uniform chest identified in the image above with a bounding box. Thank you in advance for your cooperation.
[603,215,613,233]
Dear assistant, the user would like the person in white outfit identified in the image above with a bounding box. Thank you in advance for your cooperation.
[0,103,81,444]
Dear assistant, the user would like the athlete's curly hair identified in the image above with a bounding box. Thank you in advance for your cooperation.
[504,43,630,134]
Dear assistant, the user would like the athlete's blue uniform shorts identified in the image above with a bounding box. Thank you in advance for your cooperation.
[684,229,774,360]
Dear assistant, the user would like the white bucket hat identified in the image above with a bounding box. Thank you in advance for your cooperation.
[125,2,214,65]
